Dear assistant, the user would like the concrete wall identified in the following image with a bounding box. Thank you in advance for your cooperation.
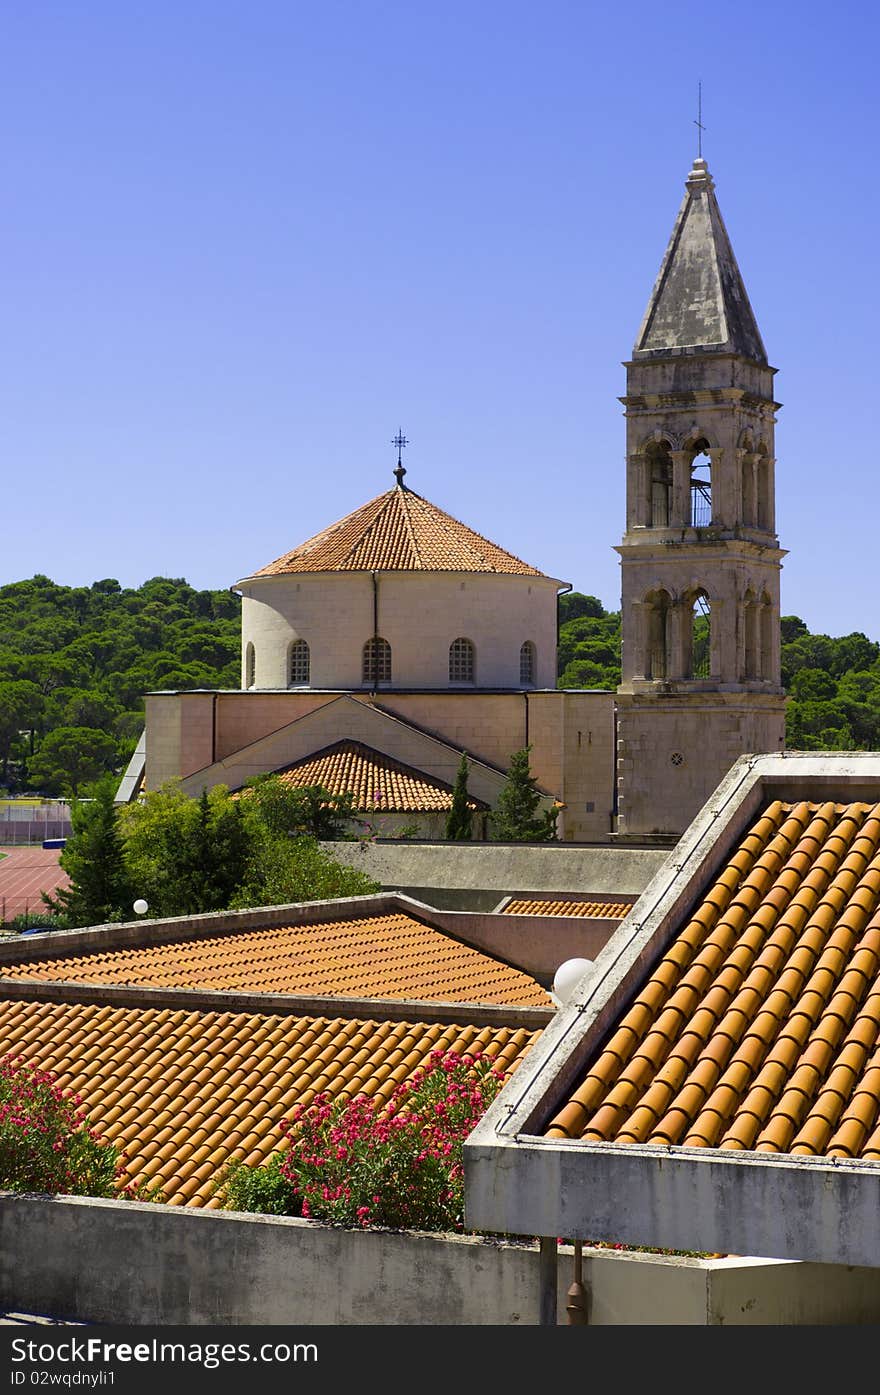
[174,697,519,817]
[409,905,627,982]
[323,840,671,896]
[357,689,616,842]
[2,1195,878,1326]
[215,691,332,765]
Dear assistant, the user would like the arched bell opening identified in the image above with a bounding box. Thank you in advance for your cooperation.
[688,438,713,527]
[643,589,672,680]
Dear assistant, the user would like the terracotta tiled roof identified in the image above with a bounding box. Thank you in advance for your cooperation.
[0,997,537,1206]
[546,800,880,1161]
[3,911,551,1008]
[241,485,546,578]
[272,741,487,813]
[503,898,632,919]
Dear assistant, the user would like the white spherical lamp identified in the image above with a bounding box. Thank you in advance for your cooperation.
[550,957,592,1009]
[133,899,149,916]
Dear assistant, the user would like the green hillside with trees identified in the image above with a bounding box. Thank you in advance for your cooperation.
[0,575,240,794]
[1,577,879,798]
[557,591,622,689]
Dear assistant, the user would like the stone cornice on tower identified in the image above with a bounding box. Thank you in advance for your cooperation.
[615,536,787,563]
[633,158,768,365]
[620,378,781,414]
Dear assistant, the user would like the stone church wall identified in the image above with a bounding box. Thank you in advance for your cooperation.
[239,570,560,690]
[145,688,616,843]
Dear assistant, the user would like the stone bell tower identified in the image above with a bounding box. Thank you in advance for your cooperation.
[615,157,786,839]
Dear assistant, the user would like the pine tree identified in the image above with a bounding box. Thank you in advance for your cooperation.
[445,753,473,840]
[489,746,558,843]
[44,775,132,926]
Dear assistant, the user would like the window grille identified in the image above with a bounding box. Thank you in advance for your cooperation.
[289,639,310,685]
[520,640,535,686]
[363,637,391,684]
[690,476,712,526]
[449,637,475,683]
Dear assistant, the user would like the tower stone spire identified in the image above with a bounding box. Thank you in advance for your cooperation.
[634,158,767,363]
[614,159,787,840]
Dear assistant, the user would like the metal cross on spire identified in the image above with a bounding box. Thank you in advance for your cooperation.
[694,81,706,159]
[392,428,409,485]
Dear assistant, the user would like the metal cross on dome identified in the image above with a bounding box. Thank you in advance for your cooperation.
[392,428,409,485]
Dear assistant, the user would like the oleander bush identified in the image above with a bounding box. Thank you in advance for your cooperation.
[0,1054,119,1197]
[219,1048,506,1232]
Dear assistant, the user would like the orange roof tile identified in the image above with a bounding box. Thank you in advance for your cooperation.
[503,898,632,919]
[2,911,551,1008]
[0,998,537,1206]
[271,741,487,813]
[545,800,880,1162]
[240,484,546,578]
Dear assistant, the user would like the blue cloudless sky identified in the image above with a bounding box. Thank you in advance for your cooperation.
[3,0,878,639]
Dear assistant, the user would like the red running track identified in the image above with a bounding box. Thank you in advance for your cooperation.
[0,847,69,924]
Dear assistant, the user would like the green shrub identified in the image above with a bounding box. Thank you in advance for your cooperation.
[5,911,70,934]
[219,1152,301,1216]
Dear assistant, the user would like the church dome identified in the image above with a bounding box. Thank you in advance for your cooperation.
[237,479,547,581]
[235,472,564,692]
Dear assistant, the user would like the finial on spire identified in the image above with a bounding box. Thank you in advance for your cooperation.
[392,428,409,486]
[694,81,706,160]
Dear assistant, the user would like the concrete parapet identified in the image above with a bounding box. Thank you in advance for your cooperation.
[321,840,672,897]
[1,1195,878,1325]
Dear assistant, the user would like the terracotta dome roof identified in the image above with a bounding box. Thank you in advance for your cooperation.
[238,483,547,579]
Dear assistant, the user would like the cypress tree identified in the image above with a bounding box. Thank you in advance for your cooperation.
[445,753,473,841]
